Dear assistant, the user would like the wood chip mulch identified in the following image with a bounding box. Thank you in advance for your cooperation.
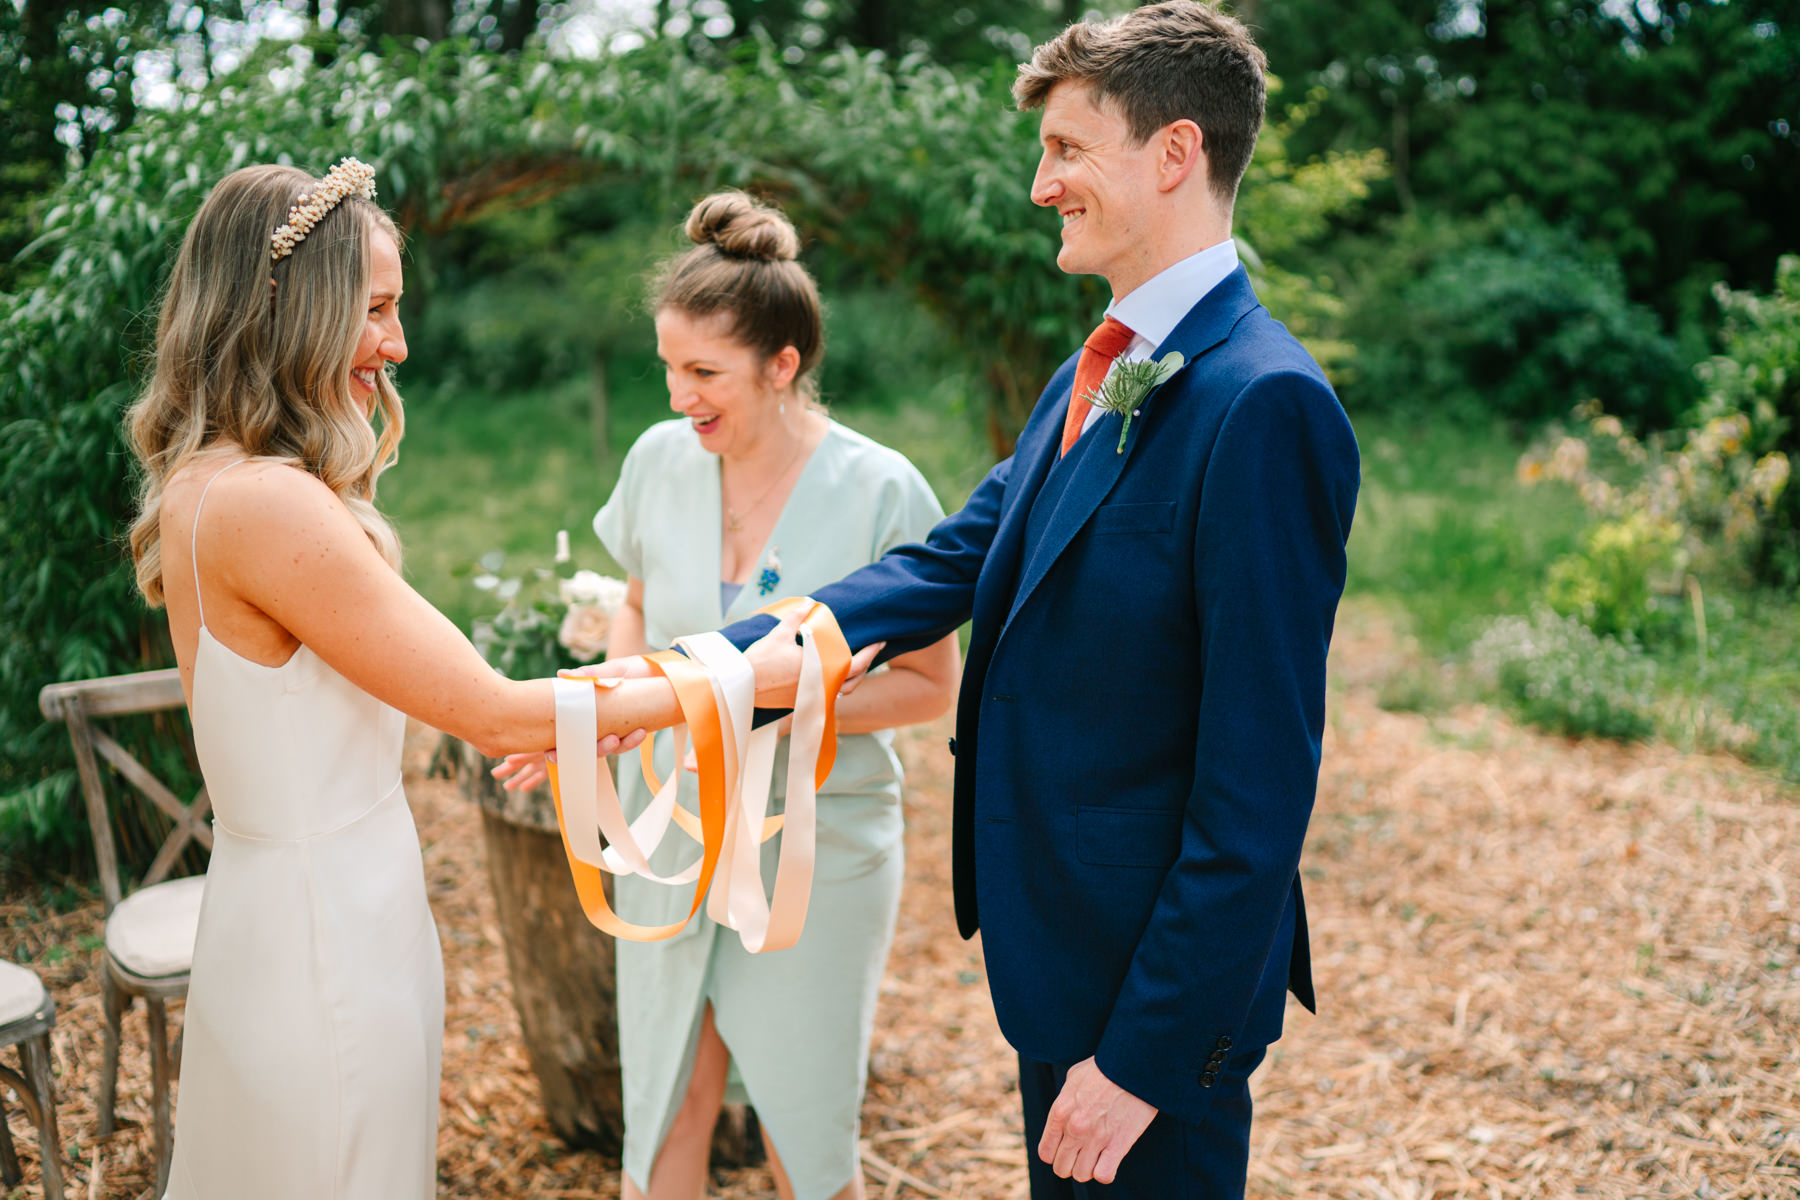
[3,601,1796,1198]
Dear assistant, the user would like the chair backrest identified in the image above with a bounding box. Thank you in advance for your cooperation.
[38,669,211,915]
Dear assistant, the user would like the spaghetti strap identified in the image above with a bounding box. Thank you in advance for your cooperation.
[191,460,246,628]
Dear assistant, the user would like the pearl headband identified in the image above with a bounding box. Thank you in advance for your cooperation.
[270,158,378,264]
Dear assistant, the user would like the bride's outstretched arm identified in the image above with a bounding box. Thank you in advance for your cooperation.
[211,465,804,758]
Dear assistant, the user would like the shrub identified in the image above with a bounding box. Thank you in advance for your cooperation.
[1692,256,1800,587]
[1543,512,1686,643]
[1521,400,1790,602]
[1470,609,1659,742]
[1338,210,1687,426]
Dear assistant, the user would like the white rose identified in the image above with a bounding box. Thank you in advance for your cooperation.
[558,603,610,662]
[560,569,628,614]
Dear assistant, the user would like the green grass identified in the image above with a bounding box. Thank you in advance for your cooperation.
[1344,411,1590,647]
[1342,410,1800,781]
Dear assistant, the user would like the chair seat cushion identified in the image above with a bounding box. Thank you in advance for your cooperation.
[106,875,207,979]
[0,960,50,1027]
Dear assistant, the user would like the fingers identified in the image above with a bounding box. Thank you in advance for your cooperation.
[496,753,549,793]
[569,655,651,680]
[1037,1098,1069,1170]
[838,641,886,696]
[748,613,807,707]
[617,728,649,754]
[1069,1137,1102,1184]
[771,605,808,638]
[1092,1141,1128,1185]
[1036,1058,1156,1182]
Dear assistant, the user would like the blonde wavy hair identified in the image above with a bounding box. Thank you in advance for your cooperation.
[127,163,405,606]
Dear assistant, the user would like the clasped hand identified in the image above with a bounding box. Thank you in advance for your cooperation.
[491,620,883,793]
[1037,1057,1158,1185]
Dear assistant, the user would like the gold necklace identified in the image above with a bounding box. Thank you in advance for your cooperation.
[724,436,807,533]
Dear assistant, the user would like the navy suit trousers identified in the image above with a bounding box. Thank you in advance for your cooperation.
[1018,1048,1268,1200]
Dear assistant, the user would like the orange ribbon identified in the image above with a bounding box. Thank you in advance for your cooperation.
[545,597,851,951]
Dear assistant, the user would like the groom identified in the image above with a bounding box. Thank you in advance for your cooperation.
[723,4,1358,1194]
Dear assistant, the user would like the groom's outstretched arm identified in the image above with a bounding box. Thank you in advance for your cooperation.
[719,453,1012,660]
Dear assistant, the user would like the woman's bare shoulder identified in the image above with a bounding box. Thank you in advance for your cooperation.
[167,456,355,562]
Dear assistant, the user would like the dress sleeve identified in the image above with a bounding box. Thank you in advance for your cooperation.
[593,430,648,579]
[871,454,947,560]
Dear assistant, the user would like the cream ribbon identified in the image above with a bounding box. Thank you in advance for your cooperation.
[546,597,849,953]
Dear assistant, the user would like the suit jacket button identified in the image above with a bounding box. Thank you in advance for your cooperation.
[1199,1072,1217,1088]
[1207,1051,1226,1064]
[947,737,957,756]
[1215,1035,1234,1050]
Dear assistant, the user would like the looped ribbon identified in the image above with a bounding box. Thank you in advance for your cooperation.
[545,597,851,952]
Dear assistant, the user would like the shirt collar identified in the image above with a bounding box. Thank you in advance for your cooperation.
[1105,240,1240,352]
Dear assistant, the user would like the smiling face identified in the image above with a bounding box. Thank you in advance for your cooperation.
[1030,80,1167,297]
[349,228,406,403]
[655,307,794,460]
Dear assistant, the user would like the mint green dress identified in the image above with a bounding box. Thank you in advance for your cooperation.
[593,418,945,1199]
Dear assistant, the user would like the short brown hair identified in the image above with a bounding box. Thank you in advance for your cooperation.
[1014,1,1269,202]
[651,190,824,395]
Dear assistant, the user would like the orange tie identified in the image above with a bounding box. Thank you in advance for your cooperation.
[1060,315,1136,456]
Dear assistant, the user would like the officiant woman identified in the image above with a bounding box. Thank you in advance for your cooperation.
[597,190,959,1200]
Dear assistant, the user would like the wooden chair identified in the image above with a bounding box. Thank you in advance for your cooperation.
[39,668,209,1196]
[0,961,65,1200]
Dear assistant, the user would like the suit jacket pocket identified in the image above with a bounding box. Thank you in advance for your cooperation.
[1089,501,1176,535]
[1077,806,1183,868]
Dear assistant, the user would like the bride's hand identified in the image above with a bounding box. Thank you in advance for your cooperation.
[566,654,655,681]
[745,606,810,707]
[840,641,885,696]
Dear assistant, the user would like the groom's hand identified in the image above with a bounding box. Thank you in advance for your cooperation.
[1037,1057,1157,1184]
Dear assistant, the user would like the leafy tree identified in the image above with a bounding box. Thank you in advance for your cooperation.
[0,35,1374,869]
[1334,208,1687,425]
[0,0,191,289]
[1257,0,1800,332]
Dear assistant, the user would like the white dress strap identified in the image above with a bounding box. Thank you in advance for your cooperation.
[191,460,246,627]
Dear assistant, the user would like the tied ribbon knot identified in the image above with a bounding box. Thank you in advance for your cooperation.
[545,596,850,953]
[1060,315,1136,457]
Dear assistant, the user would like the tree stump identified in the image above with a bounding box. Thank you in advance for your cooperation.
[460,741,624,1151]
[453,739,763,1167]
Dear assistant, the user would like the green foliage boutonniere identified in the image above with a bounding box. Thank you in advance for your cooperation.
[1086,351,1186,452]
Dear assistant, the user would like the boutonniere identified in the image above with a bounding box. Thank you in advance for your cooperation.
[1086,351,1185,452]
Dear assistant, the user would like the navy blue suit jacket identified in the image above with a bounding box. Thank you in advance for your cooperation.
[724,267,1358,1128]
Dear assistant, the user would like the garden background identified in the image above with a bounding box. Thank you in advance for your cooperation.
[1,0,1797,1196]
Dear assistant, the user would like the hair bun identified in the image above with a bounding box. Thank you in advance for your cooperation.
[684,191,799,262]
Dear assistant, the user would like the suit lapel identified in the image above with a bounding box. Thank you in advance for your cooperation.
[998,267,1261,638]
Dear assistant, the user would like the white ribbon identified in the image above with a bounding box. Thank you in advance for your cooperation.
[549,625,828,953]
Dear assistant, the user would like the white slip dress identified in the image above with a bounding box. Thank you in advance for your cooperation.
[164,461,445,1199]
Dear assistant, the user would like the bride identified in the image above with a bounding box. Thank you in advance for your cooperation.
[124,159,830,1198]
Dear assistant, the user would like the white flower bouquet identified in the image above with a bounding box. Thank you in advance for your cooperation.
[468,531,628,679]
